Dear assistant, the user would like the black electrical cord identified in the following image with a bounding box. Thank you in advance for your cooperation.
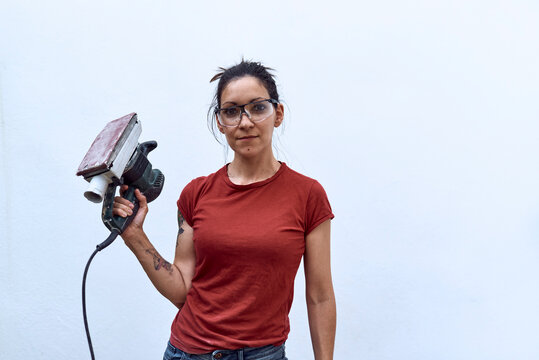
[82,230,120,360]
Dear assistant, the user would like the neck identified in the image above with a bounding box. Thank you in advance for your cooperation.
[228,153,281,185]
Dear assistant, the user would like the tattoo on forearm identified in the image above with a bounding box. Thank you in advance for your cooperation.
[145,249,173,274]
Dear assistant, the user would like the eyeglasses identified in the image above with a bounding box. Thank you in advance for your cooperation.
[215,99,278,127]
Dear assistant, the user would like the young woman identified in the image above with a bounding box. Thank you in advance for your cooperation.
[113,60,336,360]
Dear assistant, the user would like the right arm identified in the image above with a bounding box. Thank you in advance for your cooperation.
[113,187,196,308]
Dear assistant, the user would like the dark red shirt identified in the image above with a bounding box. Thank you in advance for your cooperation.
[170,163,334,353]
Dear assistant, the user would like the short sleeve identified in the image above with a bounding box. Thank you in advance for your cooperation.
[305,180,334,234]
[177,180,197,227]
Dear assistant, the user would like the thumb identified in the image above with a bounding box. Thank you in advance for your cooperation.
[134,189,148,209]
[129,189,148,230]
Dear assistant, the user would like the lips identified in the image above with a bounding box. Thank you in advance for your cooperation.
[238,135,258,140]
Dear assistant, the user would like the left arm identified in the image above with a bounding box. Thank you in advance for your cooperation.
[304,219,336,360]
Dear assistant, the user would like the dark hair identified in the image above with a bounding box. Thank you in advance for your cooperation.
[207,60,280,142]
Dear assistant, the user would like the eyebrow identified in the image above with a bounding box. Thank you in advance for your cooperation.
[222,97,265,107]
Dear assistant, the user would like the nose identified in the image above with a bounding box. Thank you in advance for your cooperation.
[238,109,254,128]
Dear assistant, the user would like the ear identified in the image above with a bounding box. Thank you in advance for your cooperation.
[216,114,225,133]
[274,103,284,128]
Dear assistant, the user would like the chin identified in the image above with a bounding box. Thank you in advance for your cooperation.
[230,140,271,159]
[235,143,268,157]
[236,147,260,157]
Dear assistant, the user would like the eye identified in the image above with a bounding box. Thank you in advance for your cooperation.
[222,107,239,117]
[251,103,267,113]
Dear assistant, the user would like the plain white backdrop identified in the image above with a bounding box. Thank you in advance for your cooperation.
[1,1,538,359]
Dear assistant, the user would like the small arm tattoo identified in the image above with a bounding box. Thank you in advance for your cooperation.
[145,249,173,274]
[177,211,185,237]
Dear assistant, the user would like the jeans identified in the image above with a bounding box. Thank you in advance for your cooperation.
[163,341,288,360]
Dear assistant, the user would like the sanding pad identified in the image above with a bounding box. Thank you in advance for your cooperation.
[76,113,138,178]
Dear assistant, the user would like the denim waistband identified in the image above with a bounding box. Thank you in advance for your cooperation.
[164,341,287,360]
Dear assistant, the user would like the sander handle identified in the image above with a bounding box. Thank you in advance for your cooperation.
[139,140,157,156]
[101,183,140,235]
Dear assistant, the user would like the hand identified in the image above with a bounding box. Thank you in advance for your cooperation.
[112,185,149,238]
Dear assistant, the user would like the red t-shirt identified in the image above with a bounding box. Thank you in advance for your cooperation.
[170,162,334,353]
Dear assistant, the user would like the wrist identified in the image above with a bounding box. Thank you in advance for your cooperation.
[121,229,148,251]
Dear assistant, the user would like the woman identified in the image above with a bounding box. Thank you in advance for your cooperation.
[113,60,336,360]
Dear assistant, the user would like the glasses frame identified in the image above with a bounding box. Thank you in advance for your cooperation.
[215,98,279,128]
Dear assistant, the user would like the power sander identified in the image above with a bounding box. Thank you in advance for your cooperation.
[77,112,164,243]
[76,113,165,359]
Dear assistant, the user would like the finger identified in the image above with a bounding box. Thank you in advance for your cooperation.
[134,189,148,208]
[114,196,135,208]
[113,201,134,215]
[113,196,134,216]
[119,185,129,196]
[112,206,132,218]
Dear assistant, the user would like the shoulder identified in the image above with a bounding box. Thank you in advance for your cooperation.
[281,163,326,194]
[280,164,332,210]
[177,166,226,224]
[282,163,316,184]
[282,164,334,233]
[181,166,224,196]
[178,166,225,206]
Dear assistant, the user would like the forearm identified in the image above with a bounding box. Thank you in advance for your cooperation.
[307,293,336,360]
[123,231,188,308]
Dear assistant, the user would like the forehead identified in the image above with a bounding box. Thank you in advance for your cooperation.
[221,76,269,104]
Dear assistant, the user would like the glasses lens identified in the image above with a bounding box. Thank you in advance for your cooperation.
[217,100,275,127]
[245,100,274,122]
[218,107,241,126]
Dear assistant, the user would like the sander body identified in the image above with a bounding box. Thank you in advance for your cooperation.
[77,113,164,235]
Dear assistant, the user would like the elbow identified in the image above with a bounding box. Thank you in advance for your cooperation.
[306,294,333,306]
[167,287,187,310]
[306,287,335,306]
[173,301,185,310]
[172,293,187,309]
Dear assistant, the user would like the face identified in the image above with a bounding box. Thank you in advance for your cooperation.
[217,76,284,159]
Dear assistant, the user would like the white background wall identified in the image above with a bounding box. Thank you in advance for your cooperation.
[1,1,538,359]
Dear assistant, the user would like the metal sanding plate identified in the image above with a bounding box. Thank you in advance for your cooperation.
[76,113,138,178]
